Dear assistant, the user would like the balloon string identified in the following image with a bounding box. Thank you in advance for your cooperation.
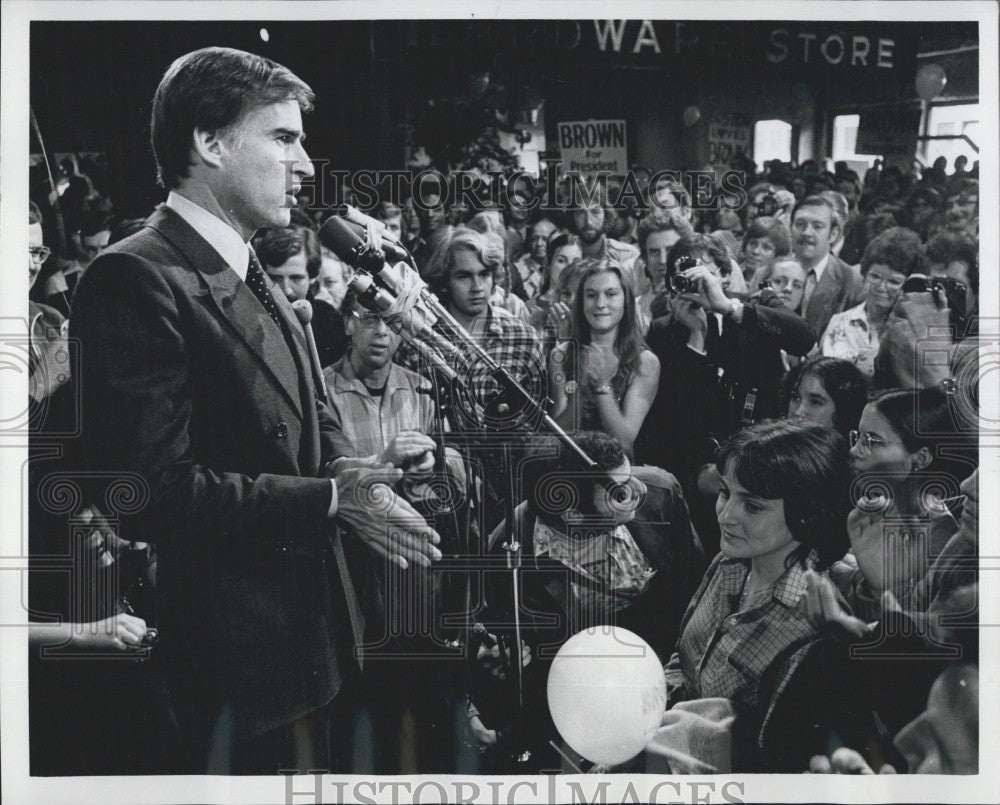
[548,740,585,774]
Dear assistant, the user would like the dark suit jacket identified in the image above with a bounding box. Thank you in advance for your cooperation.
[802,253,864,341]
[637,293,815,484]
[70,205,358,741]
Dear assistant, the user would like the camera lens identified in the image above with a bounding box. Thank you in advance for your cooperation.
[670,255,698,294]
[670,274,693,294]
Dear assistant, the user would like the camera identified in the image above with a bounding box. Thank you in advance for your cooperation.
[669,255,699,294]
[901,274,968,331]
[756,192,778,217]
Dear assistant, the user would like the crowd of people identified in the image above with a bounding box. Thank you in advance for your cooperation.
[26,46,979,778]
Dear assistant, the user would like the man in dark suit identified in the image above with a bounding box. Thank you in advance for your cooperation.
[791,195,865,339]
[69,47,441,774]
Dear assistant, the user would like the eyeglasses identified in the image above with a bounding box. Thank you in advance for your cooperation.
[865,271,905,291]
[352,311,386,329]
[29,246,52,263]
[849,430,902,452]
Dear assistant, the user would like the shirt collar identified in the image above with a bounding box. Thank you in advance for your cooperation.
[808,251,831,282]
[717,550,818,609]
[327,354,410,396]
[166,191,250,280]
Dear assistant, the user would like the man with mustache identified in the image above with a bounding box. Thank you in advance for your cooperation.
[791,195,864,340]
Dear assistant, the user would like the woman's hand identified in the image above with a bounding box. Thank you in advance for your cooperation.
[802,570,878,641]
[546,301,573,340]
[849,511,933,596]
[582,344,619,391]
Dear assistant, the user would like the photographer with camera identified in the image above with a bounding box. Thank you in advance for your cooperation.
[637,234,815,555]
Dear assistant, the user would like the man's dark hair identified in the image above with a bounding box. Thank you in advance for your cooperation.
[947,178,979,201]
[665,233,732,278]
[151,47,314,190]
[926,233,979,289]
[636,207,690,253]
[523,431,629,521]
[256,225,322,278]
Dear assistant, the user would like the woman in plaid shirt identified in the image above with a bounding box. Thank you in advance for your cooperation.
[663,419,852,771]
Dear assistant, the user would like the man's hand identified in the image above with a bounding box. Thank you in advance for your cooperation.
[334,464,442,569]
[73,614,149,652]
[669,294,709,350]
[678,264,730,314]
[379,431,436,474]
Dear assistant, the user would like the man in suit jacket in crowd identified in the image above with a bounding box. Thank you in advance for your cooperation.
[70,47,441,774]
[791,195,864,339]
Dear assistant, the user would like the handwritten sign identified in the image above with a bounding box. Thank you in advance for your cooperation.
[707,111,752,169]
[557,119,628,174]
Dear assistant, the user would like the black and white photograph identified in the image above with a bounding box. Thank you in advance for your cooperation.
[1,2,997,803]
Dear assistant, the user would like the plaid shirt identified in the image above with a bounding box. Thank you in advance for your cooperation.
[664,551,828,751]
[398,305,546,432]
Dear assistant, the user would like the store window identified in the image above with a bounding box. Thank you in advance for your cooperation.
[753,119,792,169]
[832,114,880,175]
[923,103,979,169]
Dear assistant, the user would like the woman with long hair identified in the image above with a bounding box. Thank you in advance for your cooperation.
[548,260,659,451]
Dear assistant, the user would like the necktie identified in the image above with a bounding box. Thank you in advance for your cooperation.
[802,268,818,312]
[244,249,283,327]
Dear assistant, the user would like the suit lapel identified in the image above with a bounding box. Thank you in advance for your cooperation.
[146,206,303,419]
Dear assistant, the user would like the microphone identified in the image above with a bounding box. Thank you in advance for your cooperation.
[291,299,329,404]
[319,215,410,270]
[333,204,405,249]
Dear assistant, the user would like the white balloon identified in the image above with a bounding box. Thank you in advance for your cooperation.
[915,63,947,102]
[546,626,667,765]
[683,106,702,127]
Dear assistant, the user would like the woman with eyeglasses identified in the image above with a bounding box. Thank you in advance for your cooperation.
[819,227,925,379]
[837,386,968,622]
[794,386,975,773]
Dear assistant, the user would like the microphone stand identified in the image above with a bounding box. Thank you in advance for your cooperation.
[348,251,624,769]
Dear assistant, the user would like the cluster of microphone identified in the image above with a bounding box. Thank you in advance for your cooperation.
[318,210,469,383]
[314,206,603,478]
